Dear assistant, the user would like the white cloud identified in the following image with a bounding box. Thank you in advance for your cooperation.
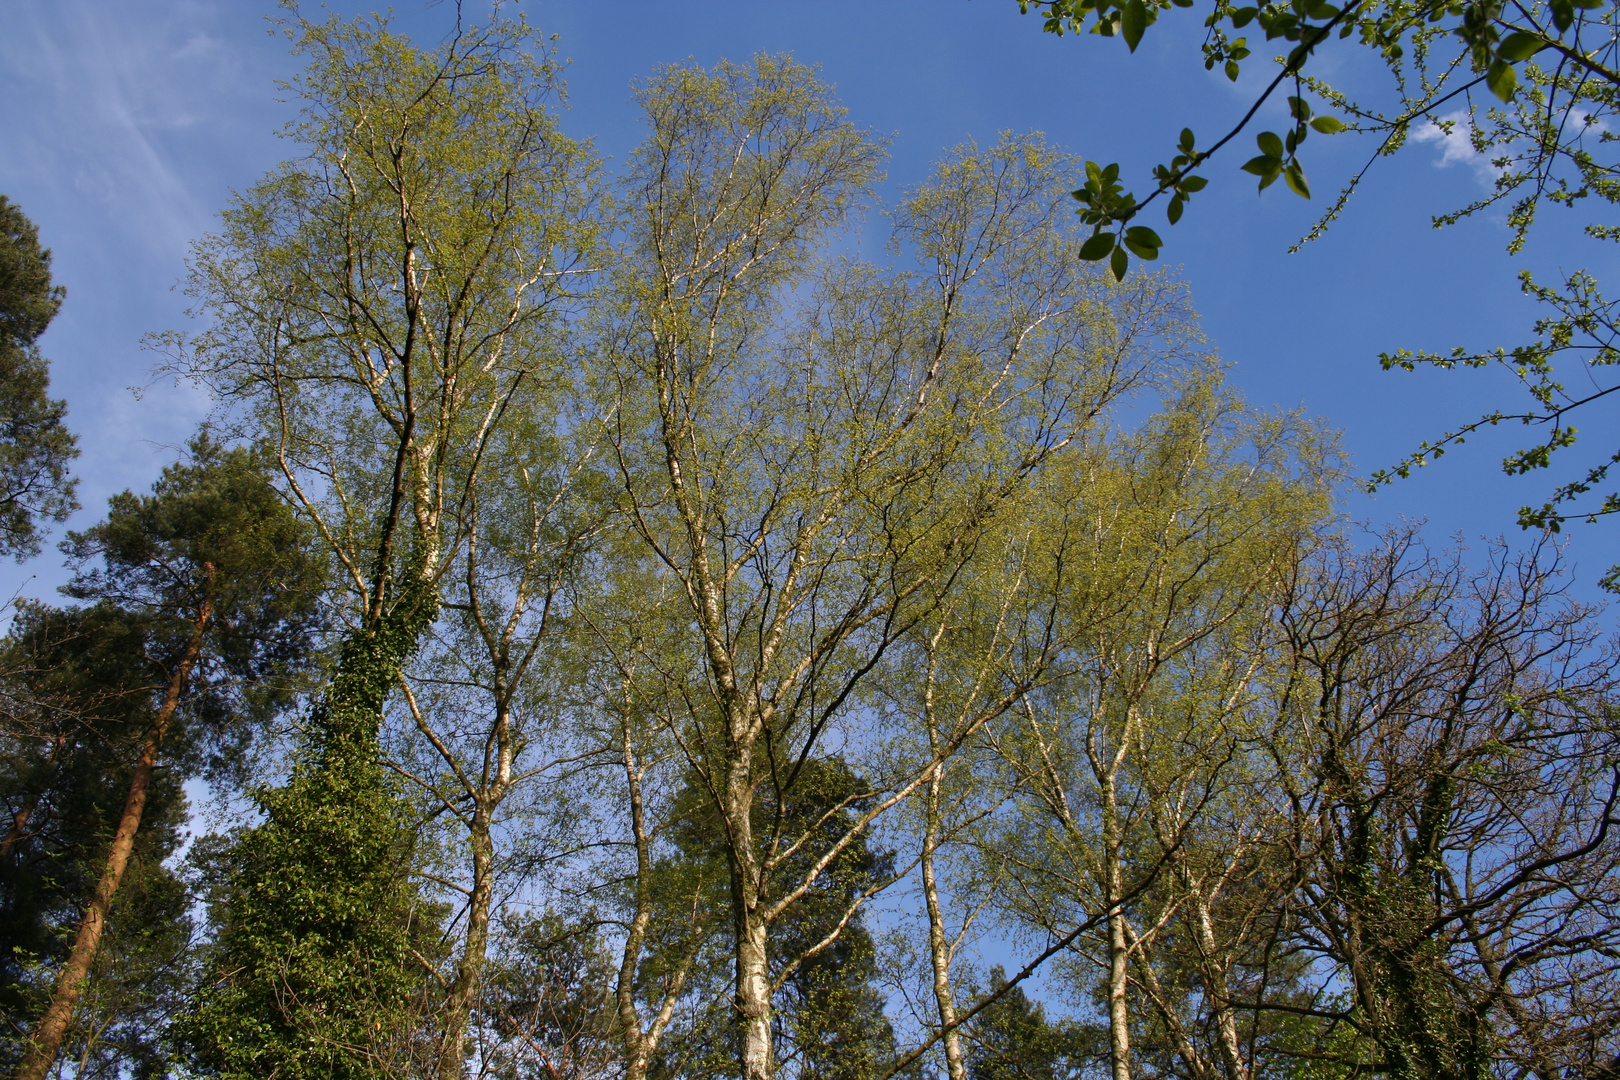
[1411,110,1503,185]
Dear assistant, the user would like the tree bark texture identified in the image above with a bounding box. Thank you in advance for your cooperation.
[923,762,967,1080]
[13,607,207,1080]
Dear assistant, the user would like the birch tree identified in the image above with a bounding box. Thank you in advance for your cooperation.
[601,57,1202,1080]
[392,410,610,1080]
[171,11,599,1078]
[991,384,1332,1080]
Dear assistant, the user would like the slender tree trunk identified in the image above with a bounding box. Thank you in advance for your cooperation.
[725,743,774,1080]
[14,607,207,1080]
[922,762,967,1080]
[614,712,694,1080]
[1122,921,1212,1080]
[616,715,656,1080]
[1188,888,1249,1080]
[436,802,495,1080]
[1102,776,1133,1080]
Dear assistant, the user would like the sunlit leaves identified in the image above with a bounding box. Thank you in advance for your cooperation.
[1496,30,1545,59]
[1123,224,1164,258]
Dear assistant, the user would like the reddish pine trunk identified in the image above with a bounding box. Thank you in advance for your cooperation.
[13,605,208,1080]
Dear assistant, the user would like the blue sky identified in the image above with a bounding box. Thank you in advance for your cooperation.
[2,0,1614,601]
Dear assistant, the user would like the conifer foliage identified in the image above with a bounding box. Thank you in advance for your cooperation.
[5,436,323,1080]
[0,195,76,560]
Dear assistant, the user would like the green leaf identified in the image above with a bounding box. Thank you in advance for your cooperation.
[1225,58,1242,80]
[1167,195,1185,224]
[1284,160,1311,198]
[1180,127,1196,152]
[1079,231,1117,260]
[1257,131,1286,158]
[1122,234,1161,259]
[1179,174,1208,192]
[1122,0,1149,50]
[1551,0,1574,30]
[1486,58,1518,100]
[1231,6,1258,26]
[1288,95,1312,121]
[1110,244,1130,280]
[1496,31,1545,60]
[1241,154,1280,176]
[1310,115,1348,133]
[1125,224,1163,249]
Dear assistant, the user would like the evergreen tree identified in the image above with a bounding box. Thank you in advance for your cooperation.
[770,759,903,1080]
[965,969,1097,1080]
[0,195,77,559]
[0,604,188,1077]
[8,436,323,1080]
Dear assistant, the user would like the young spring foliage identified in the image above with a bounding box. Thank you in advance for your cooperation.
[172,10,599,1078]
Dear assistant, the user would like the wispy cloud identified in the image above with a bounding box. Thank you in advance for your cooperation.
[0,2,285,262]
[1410,110,1504,185]
[0,0,295,597]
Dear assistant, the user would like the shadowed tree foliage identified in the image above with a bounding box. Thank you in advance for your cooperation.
[0,195,77,559]
[0,604,187,1077]
[476,914,621,1080]
[769,759,905,1080]
[8,434,324,1080]
[965,968,1099,1080]
[1267,533,1620,1080]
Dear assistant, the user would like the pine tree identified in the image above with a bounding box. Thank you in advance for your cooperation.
[0,195,77,559]
[966,969,1098,1080]
[770,759,904,1080]
[5,435,322,1080]
[0,604,186,1076]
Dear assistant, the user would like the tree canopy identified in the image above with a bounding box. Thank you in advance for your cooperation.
[1017,0,1620,582]
[0,196,77,560]
[1,9,1617,1080]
